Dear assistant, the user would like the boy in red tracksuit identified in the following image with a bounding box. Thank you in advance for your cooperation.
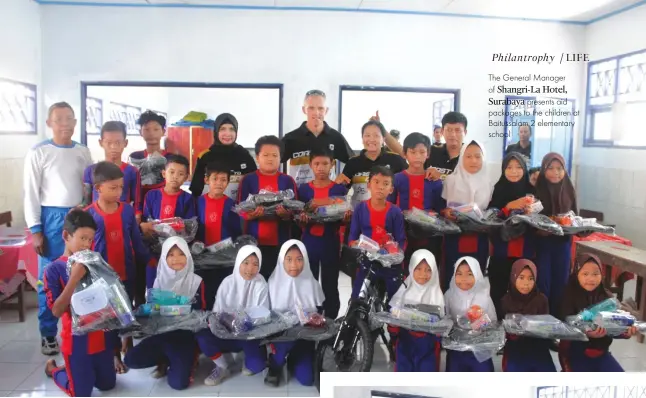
[43,209,116,397]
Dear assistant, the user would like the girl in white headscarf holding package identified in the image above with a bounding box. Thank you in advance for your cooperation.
[196,245,270,387]
[124,237,206,391]
[390,249,445,372]
[443,256,496,372]
[440,140,492,291]
[265,240,324,387]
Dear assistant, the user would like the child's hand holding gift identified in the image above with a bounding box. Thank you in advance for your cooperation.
[276,205,292,220]
[586,327,608,338]
[246,207,265,220]
[69,262,87,283]
[343,210,353,223]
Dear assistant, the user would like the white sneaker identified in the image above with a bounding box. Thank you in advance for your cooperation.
[204,365,230,386]
[41,337,59,356]
[242,366,255,376]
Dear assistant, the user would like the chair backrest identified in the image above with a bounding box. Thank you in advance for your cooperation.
[580,209,604,222]
[0,211,12,227]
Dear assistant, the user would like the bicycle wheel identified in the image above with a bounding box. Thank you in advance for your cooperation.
[316,316,374,373]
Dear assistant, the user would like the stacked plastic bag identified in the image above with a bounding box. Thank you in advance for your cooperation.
[209,307,300,340]
[442,305,505,362]
[503,314,588,341]
[67,250,137,335]
[129,152,167,186]
[403,208,461,237]
[147,217,199,254]
[373,304,454,335]
[566,298,637,336]
[233,189,305,219]
[449,203,504,234]
[554,211,616,236]
[353,234,404,268]
[502,213,563,241]
[302,197,352,223]
[191,235,258,270]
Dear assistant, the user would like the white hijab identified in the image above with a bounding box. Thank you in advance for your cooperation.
[442,140,492,210]
[213,245,269,312]
[153,236,202,298]
[268,240,325,312]
[390,249,445,316]
[444,256,496,320]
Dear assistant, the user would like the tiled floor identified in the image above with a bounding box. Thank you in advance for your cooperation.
[2,275,646,397]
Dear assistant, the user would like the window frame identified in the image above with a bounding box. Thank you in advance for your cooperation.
[0,77,38,136]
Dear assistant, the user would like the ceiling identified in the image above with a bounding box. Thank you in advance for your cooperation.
[33,0,646,24]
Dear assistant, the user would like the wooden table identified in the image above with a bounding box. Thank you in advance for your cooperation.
[575,240,646,343]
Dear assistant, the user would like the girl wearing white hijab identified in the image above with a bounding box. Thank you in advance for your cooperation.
[265,240,323,387]
[443,256,496,372]
[124,237,205,391]
[196,245,269,386]
[440,140,492,288]
[390,249,445,372]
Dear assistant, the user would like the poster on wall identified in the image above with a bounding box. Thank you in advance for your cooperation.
[108,102,142,136]
[0,78,37,135]
[86,97,103,135]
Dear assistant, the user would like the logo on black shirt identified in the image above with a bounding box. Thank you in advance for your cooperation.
[293,150,310,159]
[329,144,335,151]
[241,164,247,169]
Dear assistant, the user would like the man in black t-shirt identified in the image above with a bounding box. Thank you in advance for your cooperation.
[424,112,467,180]
[282,89,354,186]
[505,123,532,161]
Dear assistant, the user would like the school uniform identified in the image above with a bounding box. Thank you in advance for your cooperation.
[237,170,298,279]
[129,149,173,214]
[142,188,196,221]
[390,250,444,372]
[267,240,325,386]
[444,256,496,372]
[425,143,460,181]
[441,140,491,291]
[534,152,578,316]
[348,201,406,301]
[388,171,445,276]
[298,181,348,318]
[500,259,556,372]
[196,246,269,380]
[84,162,141,215]
[24,140,93,339]
[85,202,154,296]
[124,238,206,390]
[43,257,116,397]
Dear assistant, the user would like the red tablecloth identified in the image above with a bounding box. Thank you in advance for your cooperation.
[0,230,39,293]
[572,232,635,285]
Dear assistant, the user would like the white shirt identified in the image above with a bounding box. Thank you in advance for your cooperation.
[23,140,92,229]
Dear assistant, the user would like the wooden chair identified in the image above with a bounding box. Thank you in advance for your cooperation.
[0,211,26,322]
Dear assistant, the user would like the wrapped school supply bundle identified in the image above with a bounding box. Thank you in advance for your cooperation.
[141,288,195,316]
[192,235,258,270]
[501,213,564,241]
[152,217,199,242]
[129,152,167,186]
[120,310,211,338]
[403,208,461,237]
[566,297,635,336]
[554,211,616,236]
[449,203,504,234]
[234,189,305,219]
[209,309,300,340]
[303,197,352,223]
[455,305,493,331]
[373,307,454,335]
[67,250,137,335]
[295,304,327,327]
[503,314,588,341]
[353,234,404,268]
[442,323,506,362]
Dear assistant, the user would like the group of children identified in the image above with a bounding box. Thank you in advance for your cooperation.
[38,106,639,397]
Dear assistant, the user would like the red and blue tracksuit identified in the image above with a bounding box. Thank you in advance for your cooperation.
[125,282,207,390]
[196,194,242,308]
[44,257,116,397]
[238,170,298,279]
[195,326,267,376]
[443,233,490,292]
[502,335,556,372]
[558,338,625,372]
[84,162,142,216]
[129,149,173,214]
[395,330,441,372]
[536,235,573,316]
[268,340,315,386]
[85,202,155,295]
[348,201,406,301]
[298,181,348,319]
[142,188,196,221]
[388,171,445,276]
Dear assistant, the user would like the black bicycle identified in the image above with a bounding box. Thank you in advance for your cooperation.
[314,249,404,384]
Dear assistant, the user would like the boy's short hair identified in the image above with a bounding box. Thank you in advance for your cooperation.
[254,135,284,157]
[93,161,124,185]
[309,145,334,163]
[403,132,430,153]
[361,120,387,138]
[137,110,166,129]
[205,162,231,180]
[63,209,97,235]
[368,165,394,183]
[441,111,468,129]
[528,167,540,174]
[100,121,127,139]
[166,154,190,172]
[47,102,74,118]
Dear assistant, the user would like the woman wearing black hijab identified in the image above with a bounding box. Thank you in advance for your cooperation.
[488,152,536,318]
[189,113,257,200]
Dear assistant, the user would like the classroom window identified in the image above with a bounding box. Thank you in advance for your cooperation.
[0,78,37,135]
[586,48,646,147]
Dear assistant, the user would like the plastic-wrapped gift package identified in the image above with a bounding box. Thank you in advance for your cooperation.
[353,234,405,268]
[192,235,258,270]
[233,189,305,219]
[403,208,461,237]
[567,311,636,337]
[454,305,493,331]
[555,211,616,236]
[67,250,138,335]
[209,310,300,340]
[503,314,588,341]
[442,323,506,362]
[501,213,564,241]
[121,310,211,339]
[303,197,352,223]
[372,310,454,335]
[152,217,199,242]
[295,304,327,327]
[449,203,504,234]
[129,152,167,186]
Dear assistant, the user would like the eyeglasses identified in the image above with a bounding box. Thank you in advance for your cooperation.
[51,117,76,124]
[305,89,326,99]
